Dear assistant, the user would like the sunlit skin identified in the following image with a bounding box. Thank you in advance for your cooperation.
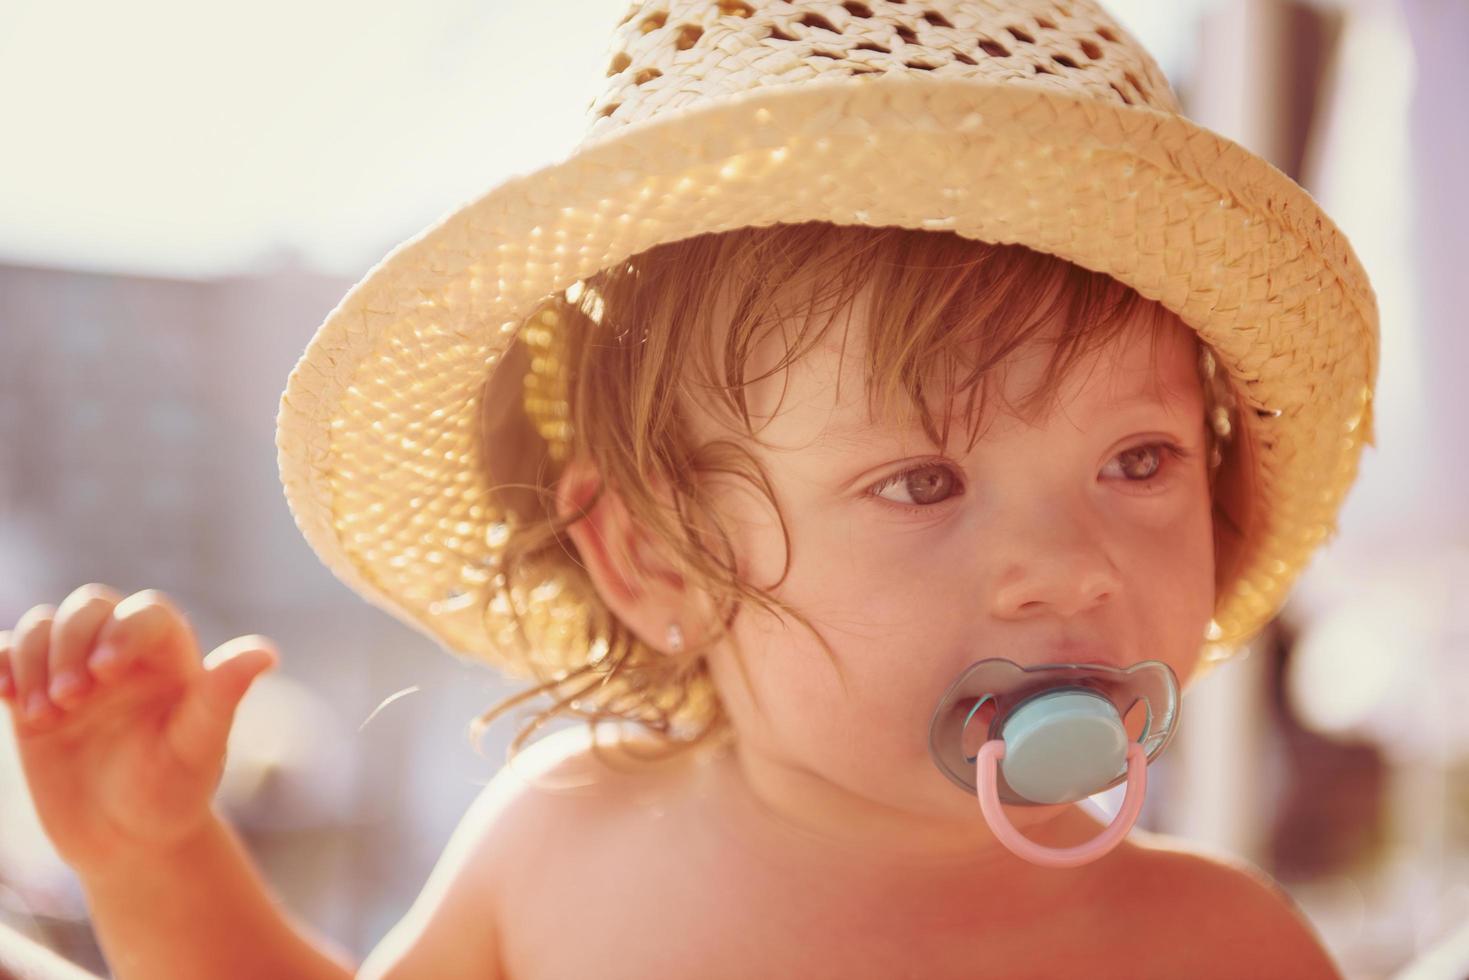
[674,278,1217,899]
[560,274,1217,912]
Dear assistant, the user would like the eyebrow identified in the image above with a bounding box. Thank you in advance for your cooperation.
[818,391,1180,442]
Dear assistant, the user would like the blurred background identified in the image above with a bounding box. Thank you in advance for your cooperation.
[1,0,1465,977]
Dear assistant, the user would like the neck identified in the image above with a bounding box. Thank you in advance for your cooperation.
[696,735,1116,904]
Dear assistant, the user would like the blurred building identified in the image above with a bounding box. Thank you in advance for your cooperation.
[0,254,531,968]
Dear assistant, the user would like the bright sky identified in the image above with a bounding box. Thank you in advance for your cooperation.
[0,0,1208,281]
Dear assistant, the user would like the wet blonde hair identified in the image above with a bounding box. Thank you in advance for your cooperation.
[472,221,1254,768]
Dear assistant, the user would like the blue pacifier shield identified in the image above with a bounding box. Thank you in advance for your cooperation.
[928,658,1180,805]
[998,689,1128,804]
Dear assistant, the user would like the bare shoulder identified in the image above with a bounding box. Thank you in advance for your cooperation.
[492,723,700,806]
[1120,833,1344,979]
[356,726,635,980]
[454,724,664,860]
[468,721,702,880]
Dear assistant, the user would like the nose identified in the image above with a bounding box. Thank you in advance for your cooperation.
[990,526,1122,619]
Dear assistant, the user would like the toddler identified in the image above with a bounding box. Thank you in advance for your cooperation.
[0,0,1378,977]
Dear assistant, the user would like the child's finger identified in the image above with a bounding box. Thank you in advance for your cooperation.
[7,605,60,726]
[167,636,279,774]
[90,589,202,684]
[46,584,124,707]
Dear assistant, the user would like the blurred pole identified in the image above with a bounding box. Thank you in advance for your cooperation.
[1170,638,1272,861]
[1372,0,1469,950]
[1400,0,1469,542]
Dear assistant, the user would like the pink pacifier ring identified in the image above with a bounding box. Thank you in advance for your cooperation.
[975,740,1147,868]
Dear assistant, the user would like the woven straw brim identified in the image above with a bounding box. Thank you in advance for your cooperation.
[275,74,1378,673]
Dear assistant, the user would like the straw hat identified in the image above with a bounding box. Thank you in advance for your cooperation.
[275,0,1379,679]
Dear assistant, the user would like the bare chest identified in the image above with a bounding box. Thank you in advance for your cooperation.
[496,758,1172,980]
[505,868,1147,980]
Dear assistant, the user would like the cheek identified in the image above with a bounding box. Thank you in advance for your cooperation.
[1127,492,1216,677]
[701,476,790,589]
[714,500,950,759]
[735,628,937,785]
[759,508,952,639]
[715,483,926,624]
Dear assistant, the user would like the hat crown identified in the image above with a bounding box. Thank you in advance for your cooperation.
[585,0,1182,141]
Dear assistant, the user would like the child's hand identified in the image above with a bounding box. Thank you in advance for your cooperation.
[0,585,279,880]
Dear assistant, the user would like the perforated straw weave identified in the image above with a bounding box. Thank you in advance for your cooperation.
[275,0,1379,679]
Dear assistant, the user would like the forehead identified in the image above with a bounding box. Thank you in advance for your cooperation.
[685,274,1202,452]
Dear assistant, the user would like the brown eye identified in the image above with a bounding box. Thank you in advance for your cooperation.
[1116,445,1162,480]
[1103,441,1189,488]
[869,463,963,510]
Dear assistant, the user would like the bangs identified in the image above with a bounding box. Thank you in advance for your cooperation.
[838,227,1176,456]
[608,221,1182,458]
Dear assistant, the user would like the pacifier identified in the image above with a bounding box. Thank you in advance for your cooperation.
[928,658,1180,868]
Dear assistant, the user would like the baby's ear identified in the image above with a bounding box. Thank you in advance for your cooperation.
[554,455,695,655]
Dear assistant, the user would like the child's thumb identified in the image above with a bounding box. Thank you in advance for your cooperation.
[165,636,279,774]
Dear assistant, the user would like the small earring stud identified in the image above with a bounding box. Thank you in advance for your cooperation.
[665,622,685,653]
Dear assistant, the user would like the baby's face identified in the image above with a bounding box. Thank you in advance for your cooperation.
[685,282,1215,867]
